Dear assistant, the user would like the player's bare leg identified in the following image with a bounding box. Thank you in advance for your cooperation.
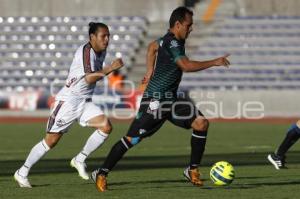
[44,133,63,148]
[14,133,63,188]
[184,116,209,186]
[71,115,112,180]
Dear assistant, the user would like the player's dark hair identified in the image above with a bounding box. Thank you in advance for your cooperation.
[88,22,108,37]
[169,6,193,28]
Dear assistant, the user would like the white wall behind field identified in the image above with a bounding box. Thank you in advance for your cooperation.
[0,0,182,21]
[2,0,300,19]
[189,90,300,118]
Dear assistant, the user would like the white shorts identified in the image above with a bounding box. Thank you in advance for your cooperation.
[46,99,104,133]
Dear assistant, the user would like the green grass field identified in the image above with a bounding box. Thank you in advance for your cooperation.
[1,121,300,198]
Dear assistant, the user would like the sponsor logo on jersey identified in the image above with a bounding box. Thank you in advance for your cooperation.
[170,40,179,48]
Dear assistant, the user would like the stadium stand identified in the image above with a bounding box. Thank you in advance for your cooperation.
[0,16,148,92]
[5,3,300,92]
[181,16,300,90]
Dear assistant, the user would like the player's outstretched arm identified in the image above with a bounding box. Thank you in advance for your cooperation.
[85,58,124,84]
[176,54,230,72]
[141,40,159,84]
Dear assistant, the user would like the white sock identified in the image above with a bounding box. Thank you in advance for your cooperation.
[19,139,50,177]
[75,130,108,163]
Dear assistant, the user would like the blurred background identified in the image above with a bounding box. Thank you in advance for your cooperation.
[1,0,300,119]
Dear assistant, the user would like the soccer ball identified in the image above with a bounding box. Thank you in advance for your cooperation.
[210,161,235,186]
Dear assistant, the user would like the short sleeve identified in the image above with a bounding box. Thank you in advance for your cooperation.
[82,43,93,73]
[167,39,186,62]
[156,38,162,46]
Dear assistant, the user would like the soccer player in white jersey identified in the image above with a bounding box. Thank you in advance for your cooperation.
[14,22,124,188]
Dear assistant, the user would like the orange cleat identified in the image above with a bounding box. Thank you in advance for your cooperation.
[96,175,107,192]
[183,167,204,186]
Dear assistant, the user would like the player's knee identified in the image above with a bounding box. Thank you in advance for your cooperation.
[192,117,209,132]
[44,136,59,148]
[98,123,112,134]
[289,121,300,135]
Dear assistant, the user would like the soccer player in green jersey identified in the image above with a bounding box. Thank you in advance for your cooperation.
[92,6,230,192]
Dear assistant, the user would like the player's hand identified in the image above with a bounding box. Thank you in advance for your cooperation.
[111,58,124,71]
[214,54,230,67]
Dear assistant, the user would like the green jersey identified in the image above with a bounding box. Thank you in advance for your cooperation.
[144,32,186,100]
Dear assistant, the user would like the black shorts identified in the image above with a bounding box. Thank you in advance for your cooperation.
[126,96,204,139]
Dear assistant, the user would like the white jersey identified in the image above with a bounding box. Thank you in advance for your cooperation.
[56,43,106,101]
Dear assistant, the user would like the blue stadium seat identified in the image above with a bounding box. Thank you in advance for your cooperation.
[180,17,300,90]
[0,16,147,89]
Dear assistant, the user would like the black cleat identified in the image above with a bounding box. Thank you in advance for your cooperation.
[267,153,287,170]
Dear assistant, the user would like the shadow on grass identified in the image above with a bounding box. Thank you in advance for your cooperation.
[9,175,300,190]
[215,180,300,190]
[1,151,299,177]
[100,179,300,191]
[22,178,300,191]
